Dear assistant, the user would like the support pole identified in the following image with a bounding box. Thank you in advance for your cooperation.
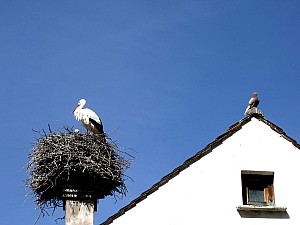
[63,188,97,225]
[65,200,94,225]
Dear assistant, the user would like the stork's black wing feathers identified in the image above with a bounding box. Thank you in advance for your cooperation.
[89,118,104,134]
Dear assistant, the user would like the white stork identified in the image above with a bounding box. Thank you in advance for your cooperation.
[244,92,260,115]
[73,99,104,134]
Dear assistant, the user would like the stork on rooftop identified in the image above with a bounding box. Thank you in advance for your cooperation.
[244,92,260,115]
[73,99,104,134]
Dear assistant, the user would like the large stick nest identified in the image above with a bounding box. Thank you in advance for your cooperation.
[26,126,133,212]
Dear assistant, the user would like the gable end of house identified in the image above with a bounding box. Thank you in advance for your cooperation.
[100,114,300,225]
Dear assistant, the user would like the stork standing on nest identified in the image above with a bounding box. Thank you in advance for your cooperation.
[73,99,104,134]
[244,92,260,115]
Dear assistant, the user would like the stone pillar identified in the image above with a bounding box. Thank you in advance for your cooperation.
[247,107,264,116]
[63,188,97,225]
[65,200,94,225]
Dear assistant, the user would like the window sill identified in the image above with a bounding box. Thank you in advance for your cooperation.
[237,205,287,212]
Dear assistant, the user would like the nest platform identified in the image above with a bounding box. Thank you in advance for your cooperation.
[26,127,132,212]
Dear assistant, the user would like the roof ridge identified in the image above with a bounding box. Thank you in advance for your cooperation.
[257,116,300,149]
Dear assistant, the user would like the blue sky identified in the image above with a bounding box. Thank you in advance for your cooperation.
[1,1,300,224]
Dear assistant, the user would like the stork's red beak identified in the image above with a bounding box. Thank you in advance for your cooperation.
[72,104,79,113]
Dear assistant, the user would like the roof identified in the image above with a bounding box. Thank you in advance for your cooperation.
[100,113,300,225]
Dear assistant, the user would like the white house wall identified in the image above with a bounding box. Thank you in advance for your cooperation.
[109,117,300,225]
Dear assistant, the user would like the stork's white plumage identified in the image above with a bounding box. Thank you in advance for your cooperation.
[73,99,104,134]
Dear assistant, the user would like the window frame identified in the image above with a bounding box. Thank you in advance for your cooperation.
[241,170,275,206]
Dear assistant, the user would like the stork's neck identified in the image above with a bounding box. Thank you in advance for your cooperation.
[73,103,85,113]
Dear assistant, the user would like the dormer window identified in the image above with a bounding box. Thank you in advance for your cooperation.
[241,171,275,206]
